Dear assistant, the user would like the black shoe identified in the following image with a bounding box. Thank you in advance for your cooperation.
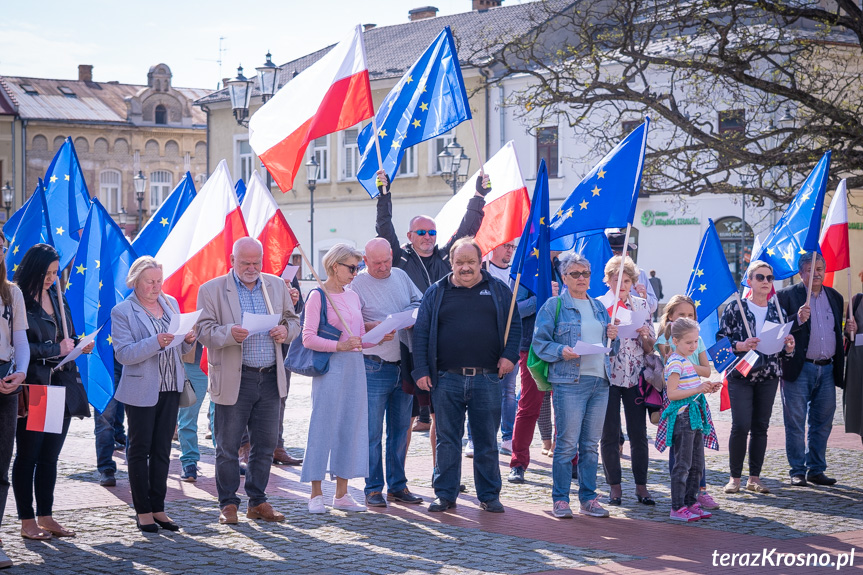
[387,488,423,504]
[480,499,505,513]
[790,475,808,487]
[365,492,387,507]
[153,518,180,532]
[114,442,125,452]
[508,467,525,484]
[181,464,198,482]
[99,471,116,487]
[428,498,457,512]
[807,473,837,486]
[135,517,159,533]
[459,484,467,492]
[572,468,578,480]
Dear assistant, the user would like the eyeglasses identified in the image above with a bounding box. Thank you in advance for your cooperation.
[501,244,516,250]
[337,263,359,274]
[411,229,437,237]
[568,271,591,279]
[754,273,774,282]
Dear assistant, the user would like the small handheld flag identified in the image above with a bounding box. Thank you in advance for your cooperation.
[26,385,66,434]
[707,337,736,372]
[734,350,760,378]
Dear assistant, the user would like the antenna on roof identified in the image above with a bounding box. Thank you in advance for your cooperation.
[195,36,228,89]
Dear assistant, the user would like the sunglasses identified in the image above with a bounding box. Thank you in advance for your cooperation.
[411,229,437,237]
[568,271,591,279]
[754,273,774,282]
[337,263,359,274]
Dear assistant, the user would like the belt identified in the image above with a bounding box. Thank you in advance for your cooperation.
[365,354,399,365]
[447,367,497,376]
[242,364,277,373]
[805,358,832,366]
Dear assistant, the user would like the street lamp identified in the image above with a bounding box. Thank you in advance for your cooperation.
[133,170,146,235]
[256,51,282,104]
[305,156,320,278]
[1,182,12,220]
[437,137,471,195]
[227,65,254,126]
[118,208,128,235]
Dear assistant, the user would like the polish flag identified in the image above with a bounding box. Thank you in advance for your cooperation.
[819,179,850,288]
[434,141,530,256]
[242,171,299,275]
[249,25,374,192]
[734,350,760,378]
[26,385,66,433]
[157,160,248,313]
[719,372,730,411]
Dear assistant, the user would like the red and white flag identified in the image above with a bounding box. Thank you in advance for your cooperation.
[819,178,850,288]
[157,160,248,313]
[26,385,66,433]
[249,25,374,192]
[434,141,530,256]
[241,172,299,276]
[734,350,760,378]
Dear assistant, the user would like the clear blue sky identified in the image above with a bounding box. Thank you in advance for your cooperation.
[0,0,520,89]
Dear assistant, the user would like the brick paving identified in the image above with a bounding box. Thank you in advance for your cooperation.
[1,374,862,574]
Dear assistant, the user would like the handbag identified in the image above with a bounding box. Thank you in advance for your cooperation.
[178,377,197,408]
[284,288,342,377]
[527,297,562,392]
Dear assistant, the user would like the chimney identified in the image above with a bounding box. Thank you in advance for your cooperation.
[78,64,93,82]
[472,0,501,11]
[408,6,439,21]
[363,23,377,31]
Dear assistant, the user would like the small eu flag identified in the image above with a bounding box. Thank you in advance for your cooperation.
[707,337,736,372]
[511,160,552,309]
[686,219,738,322]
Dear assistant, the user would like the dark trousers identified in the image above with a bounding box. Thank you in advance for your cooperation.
[95,398,124,474]
[728,376,779,479]
[670,410,704,510]
[125,391,181,514]
[600,385,649,486]
[12,415,71,519]
[0,393,18,527]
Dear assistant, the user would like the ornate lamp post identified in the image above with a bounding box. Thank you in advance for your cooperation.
[305,157,320,278]
[1,182,13,220]
[227,65,253,126]
[256,52,281,104]
[437,137,470,195]
[133,170,146,235]
[118,208,129,236]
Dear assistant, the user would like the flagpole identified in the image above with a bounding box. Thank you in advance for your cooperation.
[848,269,856,340]
[296,243,354,337]
[608,224,632,346]
[503,273,521,347]
[805,251,816,307]
[468,119,486,176]
[733,291,754,340]
[55,279,70,341]
[370,116,385,172]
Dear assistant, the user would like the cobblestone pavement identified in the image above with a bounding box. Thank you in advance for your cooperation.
[2,374,862,573]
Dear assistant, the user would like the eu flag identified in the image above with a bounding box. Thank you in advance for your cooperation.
[132,172,197,257]
[3,192,32,240]
[753,151,831,280]
[42,137,92,269]
[66,199,137,411]
[686,219,738,321]
[699,309,720,349]
[6,180,54,280]
[574,231,613,297]
[707,337,736,372]
[356,27,471,197]
[235,178,247,205]
[549,118,649,240]
[511,160,552,308]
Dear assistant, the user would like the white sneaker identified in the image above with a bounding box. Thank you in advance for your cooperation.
[308,495,326,514]
[333,493,367,512]
[500,439,513,455]
[465,441,475,458]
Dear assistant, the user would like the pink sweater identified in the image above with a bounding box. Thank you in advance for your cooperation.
[302,289,369,352]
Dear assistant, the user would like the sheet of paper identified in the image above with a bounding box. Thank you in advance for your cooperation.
[362,309,418,344]
[241,313,280,335]
[165,309,203,349]
[573,340,612,355]
[616,308,649,339]
[612,307,632,325]
[55,327,101,369]
[855,333,863,346]
[281,265,299,282]
[756,320,794,355]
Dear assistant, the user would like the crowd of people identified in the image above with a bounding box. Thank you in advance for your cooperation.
[0,170,861,568]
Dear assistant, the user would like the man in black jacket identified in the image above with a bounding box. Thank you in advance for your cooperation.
[777,252,851,487]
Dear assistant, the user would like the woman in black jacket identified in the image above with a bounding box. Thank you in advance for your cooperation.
[12,244,92,540]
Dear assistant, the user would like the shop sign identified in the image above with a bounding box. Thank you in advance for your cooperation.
[640,209,700,227]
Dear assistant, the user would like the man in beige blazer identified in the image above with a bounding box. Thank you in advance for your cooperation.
[197,237,301,524]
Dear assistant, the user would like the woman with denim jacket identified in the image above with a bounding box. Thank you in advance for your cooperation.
[717,260,795,494]
[532,252,619,520]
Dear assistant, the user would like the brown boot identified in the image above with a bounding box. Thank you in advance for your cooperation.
[273,447,303,466]
[246,502,285,522]
[219,504,238,524]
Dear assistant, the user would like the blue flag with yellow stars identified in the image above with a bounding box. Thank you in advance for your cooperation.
[131,172,197,257]
[707,336,736,372]
[511,160,552,308]
[549,118,649,241]
[574,231,613,297]
[41,137,92,269]
[5,180,54,280]
[235,178,247,205]
[356,26,471,197]
[753,151,831,280]
[66,199,137,411]
[686,219,738,322]
[699,309,720,349]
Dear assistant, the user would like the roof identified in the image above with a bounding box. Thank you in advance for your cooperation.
[0,79,15,115]
[195,0,575,106]
[0,75,211,124]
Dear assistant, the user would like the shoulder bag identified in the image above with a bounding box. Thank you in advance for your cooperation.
[284,288,342,377]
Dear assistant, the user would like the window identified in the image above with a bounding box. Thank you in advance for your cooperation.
[58,86,76,98]
[236,139,254,184]
[341,127,361,180]
[20,84,38,95]
[398,146,416,176]
[99,170,122,214]
[718,109,745,168]
[312,136,330,182]
[621,119,641,134]
[536,126,558,178]
[155,105,167,125]
[429,132,454,174]
[149,170,172,211]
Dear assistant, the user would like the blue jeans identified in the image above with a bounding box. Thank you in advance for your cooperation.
[551,376,609,504]
[364,357,412,495]
[781,362,836,477]
[466,369,517,444]
[94,360,124,474]
[213,369,281,509]
[178,362,208,467]
[431,371,502,503]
